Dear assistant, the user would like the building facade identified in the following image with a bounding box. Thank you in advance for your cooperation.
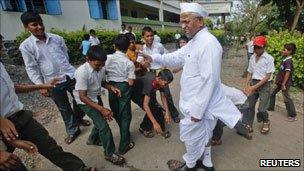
[1,0,184,40]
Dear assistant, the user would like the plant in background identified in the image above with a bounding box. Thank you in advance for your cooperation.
[267,30,304,88]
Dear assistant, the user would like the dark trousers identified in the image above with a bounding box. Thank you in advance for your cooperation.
[163,86,180,119]
[5,110,85,171]
[108,82,132,154]
[245,80,271,126]
[150,70,179,119]
[212,103,250,141]
[79,97,116,156]
[50,76,84,136]
[268,84,297,117]
[131,93,165,132]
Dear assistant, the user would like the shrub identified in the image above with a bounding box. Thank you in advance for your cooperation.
[267,30,304,87]
[15,29,178,64]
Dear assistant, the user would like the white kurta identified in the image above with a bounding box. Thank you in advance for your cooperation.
[151,28,241,167]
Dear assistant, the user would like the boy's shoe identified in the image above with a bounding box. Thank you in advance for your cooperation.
[210,139,222,146]
[267,108,274,111]
[260,121,270,134]
[286,117,297,122]
[105,153,125,165]
[119,141,135,155]
[195,160,214,171]
[161,131,171,139]
[173,117,180,123]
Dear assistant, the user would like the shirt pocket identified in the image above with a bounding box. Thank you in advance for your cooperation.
[183,55,199,77]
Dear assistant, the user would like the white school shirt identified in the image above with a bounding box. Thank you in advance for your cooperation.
[151,27,241,128]
[105,51,135,82]
[89,36,100,46]
[19,33,75,85]
[246,41,254,53]
[0,63,24,118]
[221,84,247,105]
[142,42,168,70]
[73,62,106,105]
[247,52,275,81]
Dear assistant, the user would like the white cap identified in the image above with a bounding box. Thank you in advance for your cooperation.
[180,2,208,17]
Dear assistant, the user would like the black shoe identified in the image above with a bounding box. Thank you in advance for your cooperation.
[195,160,214,171]
[176,163,197,171]
[267,108,274,111]
[173,117,180,123]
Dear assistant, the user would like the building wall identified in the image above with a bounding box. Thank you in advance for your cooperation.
[0,0,121,40]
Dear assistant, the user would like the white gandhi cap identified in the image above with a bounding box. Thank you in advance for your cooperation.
[180,2,208,18]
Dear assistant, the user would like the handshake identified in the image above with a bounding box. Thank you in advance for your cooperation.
[136,50,153,69]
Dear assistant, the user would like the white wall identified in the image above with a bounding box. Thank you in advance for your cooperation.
[0,0,121,40]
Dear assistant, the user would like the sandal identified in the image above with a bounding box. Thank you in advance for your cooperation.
[286,117,297,122]
[139,128,155,138]
[119,141,135,155]
[161,131,171,139]
[260,122,270,134]
[211,139,222,146]
[105,153,125,165]
[79,119,91,126]
[236,131,252,140]
[65,130,80,144]
[245,124,253,133]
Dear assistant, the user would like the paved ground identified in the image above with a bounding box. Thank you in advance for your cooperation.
[12,46,303,170]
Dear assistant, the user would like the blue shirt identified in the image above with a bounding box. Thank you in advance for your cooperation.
[82,40,91,55]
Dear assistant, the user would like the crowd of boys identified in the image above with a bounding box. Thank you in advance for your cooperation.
[0,9,298,170]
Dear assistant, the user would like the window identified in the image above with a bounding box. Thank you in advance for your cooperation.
[131,10,137,18]
[25,0,46,14]
[0,0,26,12]
[88,0,118,20]
[1,0,61,15]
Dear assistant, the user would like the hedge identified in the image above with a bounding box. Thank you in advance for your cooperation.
[266,30,304,87]
[15,28,227,64]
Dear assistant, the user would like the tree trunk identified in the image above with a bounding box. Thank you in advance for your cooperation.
[291,0,304,33]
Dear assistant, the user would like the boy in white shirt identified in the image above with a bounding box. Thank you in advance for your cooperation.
[73,46,125,165]
[106,34,136,154]
[89,29,100,46]
[19,12,90,144]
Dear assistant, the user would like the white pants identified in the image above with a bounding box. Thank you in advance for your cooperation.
[180,118,217,168]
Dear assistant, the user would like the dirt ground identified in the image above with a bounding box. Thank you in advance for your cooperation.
[13,46,303,170]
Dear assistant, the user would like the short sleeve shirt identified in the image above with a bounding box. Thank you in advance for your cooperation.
[82,40,91,55]
[247,52,275,81]
[133,72,164,98]
[275,56,293,86]
[73,62,106,104]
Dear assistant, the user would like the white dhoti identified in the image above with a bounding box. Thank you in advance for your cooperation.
[180,118,218,168]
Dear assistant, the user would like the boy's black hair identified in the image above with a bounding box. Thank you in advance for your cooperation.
[0,34,3,41]
[89,29,96,34]
[87,46,107,61]
[83,34,90,40]
[179,36,188,42]
[158,69,174,83]
[125,32,136,41]
[284,43,297,55]
[114,34,130,52]
[121,24,126,27]
[20,12,42,25]
[128,25,132,29]
[142,26,154,36]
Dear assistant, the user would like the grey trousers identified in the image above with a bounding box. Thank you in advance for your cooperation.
[268,84,297,117]
[245,80,271,126]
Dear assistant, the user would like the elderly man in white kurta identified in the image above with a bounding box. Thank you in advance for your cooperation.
[143,3,241,171]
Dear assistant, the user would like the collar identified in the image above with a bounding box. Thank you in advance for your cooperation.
[152,79,161,90]
[31,33,51,44]
[114,51,128,58]
[191,27,207,41]
[283,56,292,61]
[254,51,268,60]
[85,62,95,73]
